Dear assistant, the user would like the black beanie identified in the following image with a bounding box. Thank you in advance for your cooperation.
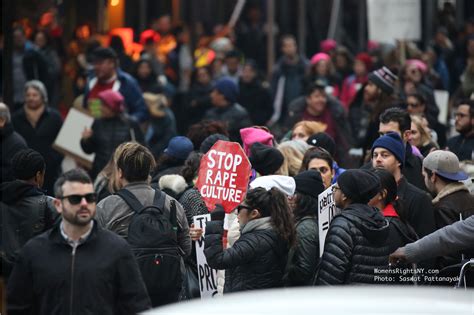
[249,142,284,175]
[307,132,336,157]
[337,169,381,204]
[11,149,45,180]
[199,134,230,153]
[294,170,325,199]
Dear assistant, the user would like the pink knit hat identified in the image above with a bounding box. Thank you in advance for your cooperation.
[310,52,331,65]
[320,39,337,53]
[406,59,428,73]
[240,127,274,156]
[98,90,125,113]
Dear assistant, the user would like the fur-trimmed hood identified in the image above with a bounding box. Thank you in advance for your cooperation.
[158,174,188,199]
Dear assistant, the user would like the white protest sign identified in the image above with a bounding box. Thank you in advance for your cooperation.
[434,89,450,125]
[53,108,95,169]
[367,0,421,44]
[194,214,218,298]
[318,184,339,257]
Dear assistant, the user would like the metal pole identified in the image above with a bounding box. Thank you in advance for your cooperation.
[327,0,341,40]
[267,0,275,80]
[297,0,306,56]
[424,0,435,49]
[172,0,181,25]
[2,0,14,108]
[455,0,465,29]
[358,0,366,52]
[139,0,147,32]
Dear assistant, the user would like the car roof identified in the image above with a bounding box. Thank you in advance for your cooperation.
[143,286,473,315]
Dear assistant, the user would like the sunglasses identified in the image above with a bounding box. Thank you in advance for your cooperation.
[60,193,97,205]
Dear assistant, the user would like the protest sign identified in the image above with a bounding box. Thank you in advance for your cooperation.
[194,214,218,298]
[195,140,251,213]
[367,0,421,44]
[318,184,339,257]
[52,108,95,169]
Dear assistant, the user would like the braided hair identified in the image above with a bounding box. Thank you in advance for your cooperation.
[11,149,45,180]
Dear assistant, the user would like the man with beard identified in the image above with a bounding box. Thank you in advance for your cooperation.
[7,169,151,315]
[447,99,474,161]
[371,132,435,238]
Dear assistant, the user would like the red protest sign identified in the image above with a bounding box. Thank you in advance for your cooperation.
[195,140,251,213]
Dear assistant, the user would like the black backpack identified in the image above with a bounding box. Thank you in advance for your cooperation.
[115,189,182,301]
[1,195,51,273]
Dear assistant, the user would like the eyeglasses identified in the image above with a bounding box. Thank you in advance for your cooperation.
[60,193,97,205]
[407,102,421,108]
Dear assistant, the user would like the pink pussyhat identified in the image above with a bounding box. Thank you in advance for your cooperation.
[406,59,428,73]
[310,52,331,65]
[320,39,337,53]
[240,127,274,156]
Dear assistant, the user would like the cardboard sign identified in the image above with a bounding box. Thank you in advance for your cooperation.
[194,214,219,299]
[318,185,340,257]
[52,108,95,169]
[367,0,421,44]
[195,140,251,213]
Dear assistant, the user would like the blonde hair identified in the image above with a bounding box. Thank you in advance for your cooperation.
[410,115,432,146]
[292,120,327,137]
[276,141,308,176]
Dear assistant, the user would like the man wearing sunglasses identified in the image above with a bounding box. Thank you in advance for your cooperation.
[7,168,151,315]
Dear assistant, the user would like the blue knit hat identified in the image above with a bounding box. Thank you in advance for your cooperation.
[371,132,405,167]
[213,77,239,103]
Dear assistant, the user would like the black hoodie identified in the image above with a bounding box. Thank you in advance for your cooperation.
[316,203,391,285]
[1,180,58,278]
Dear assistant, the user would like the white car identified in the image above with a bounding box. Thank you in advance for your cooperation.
[143,286,473,315]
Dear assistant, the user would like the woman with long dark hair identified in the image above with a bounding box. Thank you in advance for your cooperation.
[204,187,295,292]
[284,170,325,286]
[369,169,418,252]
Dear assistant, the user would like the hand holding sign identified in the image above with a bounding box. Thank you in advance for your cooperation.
[196,140,251,213]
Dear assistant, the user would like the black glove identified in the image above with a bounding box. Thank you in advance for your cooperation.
[210,204,226,221]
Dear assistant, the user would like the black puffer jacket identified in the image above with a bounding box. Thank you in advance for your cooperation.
[316,204,390,285]
[0,180,58,278]
[284,216,319,286]
[203,103,252,143]
[80,116,144,179]
[204,217,289,292]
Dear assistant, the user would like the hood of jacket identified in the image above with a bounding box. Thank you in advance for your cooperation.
[0,180,45,204]
[341,203,390,245]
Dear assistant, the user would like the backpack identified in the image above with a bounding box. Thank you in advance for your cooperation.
[115,189,182,299]
[1,195,50,278]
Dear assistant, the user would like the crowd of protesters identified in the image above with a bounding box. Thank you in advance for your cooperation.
[1,3,474,314]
